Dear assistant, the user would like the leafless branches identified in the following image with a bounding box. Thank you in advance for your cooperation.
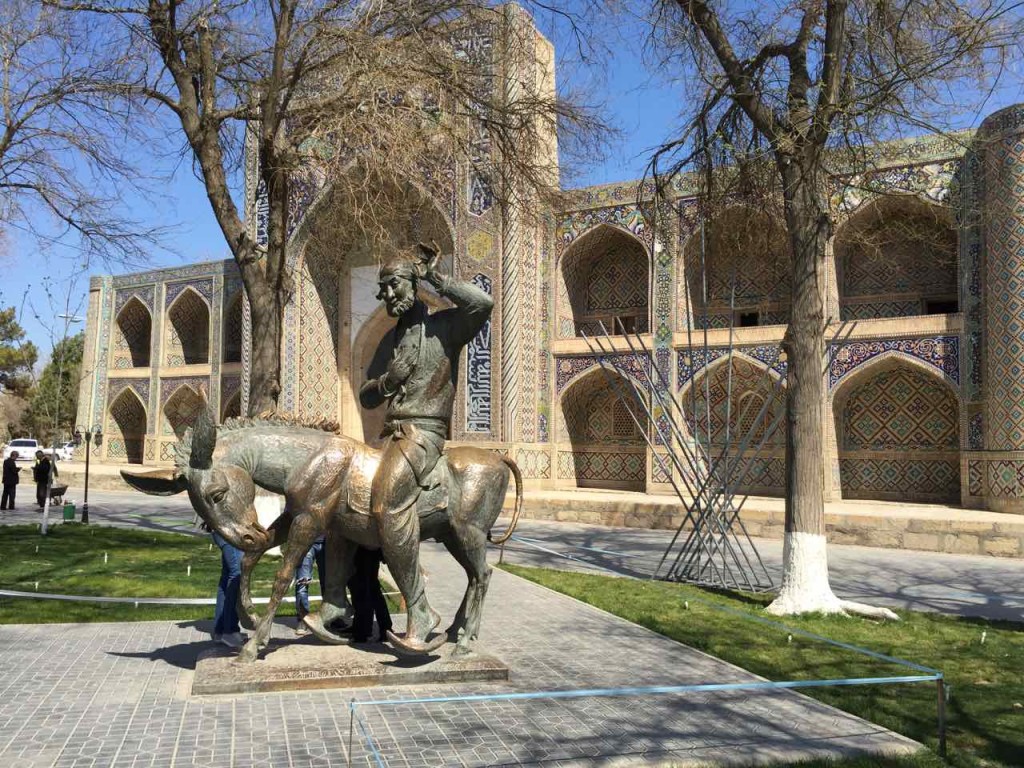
[0,0,168,269]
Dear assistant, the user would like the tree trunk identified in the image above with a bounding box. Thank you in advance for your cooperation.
[766,152,840,615]
[767,153,897,620]
[246,280,283,415]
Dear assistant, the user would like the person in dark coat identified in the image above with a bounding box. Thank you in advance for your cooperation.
[33,451,56,508]
[348,546,393,643]
[2,452,21,510]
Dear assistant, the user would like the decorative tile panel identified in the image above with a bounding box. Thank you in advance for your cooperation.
[106,378,150,406]
[841,367,959,450]
[561,369,646,445]
[556,353,650,394]
[557,450,646,485]
[839,458,960,501]
[968,459,985,496]
[682,356,786,447]
[295,248,340,421]
[677,346,786,388]
[968,412,983,450]
[515,448,551,480]
[165,279,213,309]
[466,274,493,433]
[828,337,959,388]
[114,285,155,315]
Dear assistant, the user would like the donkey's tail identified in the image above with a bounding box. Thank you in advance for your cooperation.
[488,456,523,545]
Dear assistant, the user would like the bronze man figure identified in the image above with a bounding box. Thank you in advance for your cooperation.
[359,242,493,653]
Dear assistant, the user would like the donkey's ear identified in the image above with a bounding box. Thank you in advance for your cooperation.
[121,468,189,496]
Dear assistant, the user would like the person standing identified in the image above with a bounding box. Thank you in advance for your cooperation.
[294,534,326,636]
[211,529,247,648]
[349,546,393,643]
[33,451,55,509]
[359,241,492,653]
[1,452,21,510]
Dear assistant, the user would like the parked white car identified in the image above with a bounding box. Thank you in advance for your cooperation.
[3,438,40,461]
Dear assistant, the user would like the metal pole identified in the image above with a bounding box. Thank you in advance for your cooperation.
[82,433,91,524]
[937,677,947,758]
[347,701,355,768]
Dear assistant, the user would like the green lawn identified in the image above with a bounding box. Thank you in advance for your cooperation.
[0,524,335,624]
[502,565,1024,768]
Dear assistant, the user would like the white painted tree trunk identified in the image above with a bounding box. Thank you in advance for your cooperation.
[767,531,899,620]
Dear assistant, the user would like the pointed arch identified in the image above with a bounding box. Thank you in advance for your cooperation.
[112,297,151,369]
[165,287,210,365]
[222,292,243,364]
[681,206,791,329]
[832,355,961,502]
[162,384,203,439]
[834,195,957,320]
[557,223,651,338]
[107,389,146,464]
[680,353,787,449]
[558,366,647,491]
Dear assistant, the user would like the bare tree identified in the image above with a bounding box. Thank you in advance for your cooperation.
[59,0,603,413]
[647,0,1021,616]
[1,0,166,268]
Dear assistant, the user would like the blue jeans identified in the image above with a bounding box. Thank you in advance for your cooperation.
[295,536,325,619]
[213,532,243,635]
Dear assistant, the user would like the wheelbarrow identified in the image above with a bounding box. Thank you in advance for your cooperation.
[49,484,69,505]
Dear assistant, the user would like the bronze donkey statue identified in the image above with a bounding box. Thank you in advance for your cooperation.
[121,398,522,661]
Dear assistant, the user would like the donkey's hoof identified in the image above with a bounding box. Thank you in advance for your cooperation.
[386,629,446,656]
[303,613,349,646]
[236,641,259,663]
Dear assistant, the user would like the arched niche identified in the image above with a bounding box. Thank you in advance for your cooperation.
[165,288,210,365]
[113,297,151,369]
[681,355,787,496]
[682,356,786,446]
[833,358,960,502]
[559,367,647,491]
[559,224,650,338]
[835,196,957,320]
[223,292,243,364]
[290,169,455,431]
[163,385,203,439]
[108,389,146,464]
[683,207,790,329]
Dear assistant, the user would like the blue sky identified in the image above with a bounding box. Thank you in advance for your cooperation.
[3,4,1021,363]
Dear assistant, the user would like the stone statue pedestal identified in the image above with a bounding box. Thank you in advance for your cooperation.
[192,640,509,695]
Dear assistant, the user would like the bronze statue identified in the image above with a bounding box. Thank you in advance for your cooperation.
[122,243,520,661]
[358,241,493,652]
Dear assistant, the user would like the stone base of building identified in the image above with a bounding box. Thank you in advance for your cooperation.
[502,490,1024,558]
[192,639,509,695]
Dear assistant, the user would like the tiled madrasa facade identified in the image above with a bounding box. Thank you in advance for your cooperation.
[74,9,1024,515]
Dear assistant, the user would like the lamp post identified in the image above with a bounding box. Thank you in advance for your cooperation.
[73,425,102,524]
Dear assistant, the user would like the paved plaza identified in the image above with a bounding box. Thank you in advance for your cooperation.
[2,490,1022,766]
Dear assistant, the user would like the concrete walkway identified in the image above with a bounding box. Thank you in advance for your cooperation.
[0,543,922,767]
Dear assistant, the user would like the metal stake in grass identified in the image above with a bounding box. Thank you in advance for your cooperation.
[187,565,191,577]
[104,552,108,563]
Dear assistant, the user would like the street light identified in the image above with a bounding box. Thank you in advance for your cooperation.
[73,425,102,524]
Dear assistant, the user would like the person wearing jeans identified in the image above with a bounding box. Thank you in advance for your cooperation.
[212,530,247,648]
[294,535,326,635]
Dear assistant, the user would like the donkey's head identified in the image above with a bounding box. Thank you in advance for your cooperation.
[121,393,270,552]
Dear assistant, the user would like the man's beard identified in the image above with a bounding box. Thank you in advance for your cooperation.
[386,295,415,317]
